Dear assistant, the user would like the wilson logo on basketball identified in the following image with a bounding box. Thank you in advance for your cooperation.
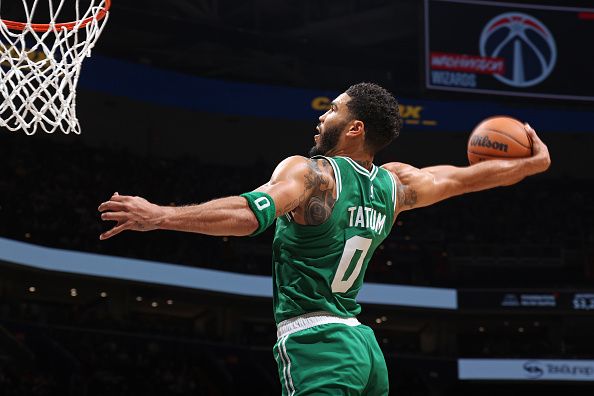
[469,135,509,153]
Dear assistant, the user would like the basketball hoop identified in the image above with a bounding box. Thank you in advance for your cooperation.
[0,0,111,135]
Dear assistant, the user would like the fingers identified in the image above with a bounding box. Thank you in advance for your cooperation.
[523,123,550,169]
[98,192,134,211]
[524,123,540,141]
[98,201,127,212]
[100,222,130,240]
[98,193,151,240]
[100,211,129,222]
[109,193,128,202]
[99,192,128,240]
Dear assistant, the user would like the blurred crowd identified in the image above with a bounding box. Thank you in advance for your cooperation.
[0,299,278,396]
[1,135,593,288]
[1,297,591,396]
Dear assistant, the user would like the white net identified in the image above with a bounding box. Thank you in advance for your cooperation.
[0,0,110,135]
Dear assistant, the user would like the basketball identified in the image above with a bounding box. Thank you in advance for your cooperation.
[467,116,533,165]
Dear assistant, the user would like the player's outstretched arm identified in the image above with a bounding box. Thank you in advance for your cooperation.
[382,124,551,214]
[98,156,315,240]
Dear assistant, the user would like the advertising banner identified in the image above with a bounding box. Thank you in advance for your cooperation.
[425,0,594,101]
[459,359,594,381]
[458,290,594,312]
[78,55,594,133]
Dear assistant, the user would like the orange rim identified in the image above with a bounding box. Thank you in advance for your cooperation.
[1,0,111,32]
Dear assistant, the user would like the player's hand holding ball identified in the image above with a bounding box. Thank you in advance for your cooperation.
[467,116,550,172]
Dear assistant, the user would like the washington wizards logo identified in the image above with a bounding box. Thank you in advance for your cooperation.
[479,12,557,88]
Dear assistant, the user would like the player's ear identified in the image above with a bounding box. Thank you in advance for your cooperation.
[346,120,365,138]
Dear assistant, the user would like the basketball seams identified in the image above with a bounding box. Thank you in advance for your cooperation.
[483,128,532,150]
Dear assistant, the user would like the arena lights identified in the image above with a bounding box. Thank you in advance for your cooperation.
[136,296,143,302]
[478,326,485,333]
[28,286,36,293]
[70,288,77,297]
[166,299,173,305]
[151,301,158,308]
[100,292,107,298]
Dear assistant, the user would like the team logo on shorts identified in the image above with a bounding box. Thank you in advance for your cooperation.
[479,12,557,88]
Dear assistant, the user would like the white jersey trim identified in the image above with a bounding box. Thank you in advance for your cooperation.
[370,165,379,181]
[385,168,398,213]
[310,155,342,199]
[277,311,361,339]
[325,157,342,199]
[340,156,377,180]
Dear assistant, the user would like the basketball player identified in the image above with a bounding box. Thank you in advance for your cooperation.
[98,83,550,395]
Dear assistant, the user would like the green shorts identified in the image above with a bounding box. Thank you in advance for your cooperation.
[273,314,389,395]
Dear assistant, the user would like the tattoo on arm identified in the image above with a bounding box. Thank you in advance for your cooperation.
[303,159,336,225]
[396,177,418,210]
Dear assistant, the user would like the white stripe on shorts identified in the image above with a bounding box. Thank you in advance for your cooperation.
[277,336,291,395]
[280,335,296,395]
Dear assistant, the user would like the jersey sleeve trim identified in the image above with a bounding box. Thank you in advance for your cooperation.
[311,155,342,200]
[326,157,342,199]
[385,169,398,213]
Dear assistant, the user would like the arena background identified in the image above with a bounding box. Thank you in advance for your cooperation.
[1,0,594,395]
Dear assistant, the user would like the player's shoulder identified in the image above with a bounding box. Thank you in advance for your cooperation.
[380,162,425,184]
[277,155,334,171]
[276,155,310,167]
[381,161,417,172]
[273,156,311,175]
[270,156,316,181]
[272,155,336,183]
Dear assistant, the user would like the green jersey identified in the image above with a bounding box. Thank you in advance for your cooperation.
[272,156,398,324]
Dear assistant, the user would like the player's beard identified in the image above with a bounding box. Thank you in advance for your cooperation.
[309,122,343,157]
